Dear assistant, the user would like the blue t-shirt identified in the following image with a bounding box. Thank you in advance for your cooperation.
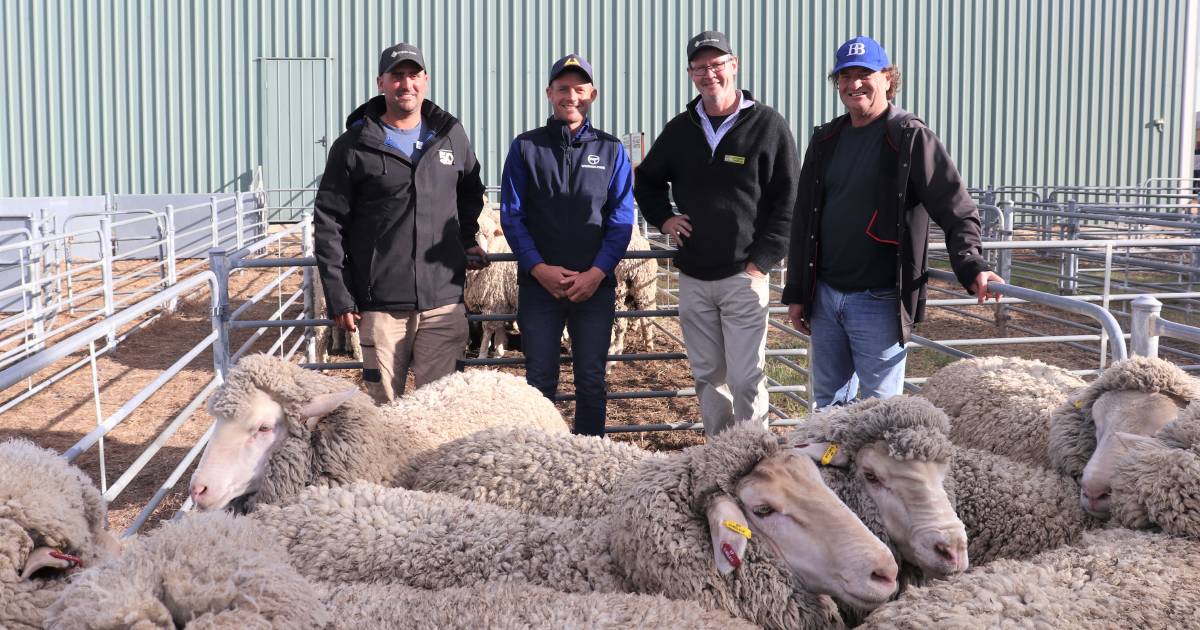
[382,119,427,162]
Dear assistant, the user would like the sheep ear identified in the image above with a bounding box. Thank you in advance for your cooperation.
[706,494,751,576]
[297,388,359,426]
[793,441,850,468]
[1114,431,1160,451]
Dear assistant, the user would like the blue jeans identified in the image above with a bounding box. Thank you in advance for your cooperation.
[518,283,616,437]
[809,280,907,408]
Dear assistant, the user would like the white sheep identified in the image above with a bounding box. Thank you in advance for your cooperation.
[860,528,1200,628]
[465,207,519,358]
[0,439,121,630]
[253,424,900,629]
[187,353,566,512]
[48,510,757,630]
[1110,400,1200,539]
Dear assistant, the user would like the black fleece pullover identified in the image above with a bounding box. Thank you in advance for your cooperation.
[634,91,800,280]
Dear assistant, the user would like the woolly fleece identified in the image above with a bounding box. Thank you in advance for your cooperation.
[860,529,1200,629]
[608,423,845,630]
[919,356,1085,468]
[1111,401,1200,538]
[405,425,662,518]
[47,511,326,629]
[208,354,566,508]
[1049,356,1199,479]
[0,439,115,630]
[950,447,1098,564]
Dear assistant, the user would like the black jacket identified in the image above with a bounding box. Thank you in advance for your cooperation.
[634,91,799,280]
[781,105,991,343]
[314,97,485,314]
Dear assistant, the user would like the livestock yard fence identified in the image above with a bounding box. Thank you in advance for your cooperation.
[3,179,1200,534]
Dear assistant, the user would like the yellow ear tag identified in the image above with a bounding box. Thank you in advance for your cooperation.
[723,520,752,539]
[1073,400,1084,409]
[820,443,839,466]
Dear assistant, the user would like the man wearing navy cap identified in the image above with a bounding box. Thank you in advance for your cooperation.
[635,30,800,437]
[314,42,488,402]
[500,54,635,437]
[782,36,1005,407]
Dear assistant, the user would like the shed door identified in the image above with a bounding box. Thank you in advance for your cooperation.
[258,58,331,223]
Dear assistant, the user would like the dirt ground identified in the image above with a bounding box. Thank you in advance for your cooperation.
[0,252,1178,535]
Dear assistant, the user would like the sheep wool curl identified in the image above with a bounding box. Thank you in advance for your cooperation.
[48,511,327,630]
[950,446,1098,565]
[1111,401,1200,538]
[1049,356,1200,479]
[859,528,1200,629]
[918,356,1085,468]
[208,354,566,508]
[1,439,118,630]
[324,581,758,630]
[608,423,844,630]
[404,425,663,519]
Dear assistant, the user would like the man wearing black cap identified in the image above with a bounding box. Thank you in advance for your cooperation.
[314,42,488,402]
[782,36,1004,407]
[499,54,635,437]
[634,30,799,437]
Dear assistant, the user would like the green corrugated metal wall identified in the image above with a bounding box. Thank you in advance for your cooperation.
[1,0,1196,196]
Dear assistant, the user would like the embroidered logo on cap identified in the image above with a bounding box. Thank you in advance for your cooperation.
[848,42,866,56]
[564,57,581,66]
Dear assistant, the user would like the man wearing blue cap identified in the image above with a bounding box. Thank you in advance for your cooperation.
[635,30,800,437]
[782,36,1005,407]
[500,54,635,437]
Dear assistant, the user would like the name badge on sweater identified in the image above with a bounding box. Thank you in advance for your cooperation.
[724,154,746,165]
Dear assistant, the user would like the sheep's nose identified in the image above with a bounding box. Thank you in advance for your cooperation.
[1083,487,1111,502]
[870,563,898,586]
[189,483,208,506]
[935,540,968,571]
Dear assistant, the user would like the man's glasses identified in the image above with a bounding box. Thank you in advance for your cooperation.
[688,56,733,76]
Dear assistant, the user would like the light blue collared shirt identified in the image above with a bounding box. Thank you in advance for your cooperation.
[695,92,755,154]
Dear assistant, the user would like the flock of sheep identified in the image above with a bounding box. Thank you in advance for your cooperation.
[4,352,1200,628]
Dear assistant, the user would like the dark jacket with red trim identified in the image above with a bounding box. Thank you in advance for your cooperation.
[781,105,991,343]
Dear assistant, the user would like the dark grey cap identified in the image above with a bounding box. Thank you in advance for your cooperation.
[378,42,426,76]
[687,30,733,61]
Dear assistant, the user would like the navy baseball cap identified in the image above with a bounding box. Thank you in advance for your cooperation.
[832,36,890,73]
[548,54,594,84]
[687,30,734,61]
[379,43,426,76]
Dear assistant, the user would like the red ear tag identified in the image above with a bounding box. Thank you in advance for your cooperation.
[794,443,809,448]
[721,542,741,569]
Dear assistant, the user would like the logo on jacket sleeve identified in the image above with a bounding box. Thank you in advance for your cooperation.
[581,154,606,170]
[438,149,455,165]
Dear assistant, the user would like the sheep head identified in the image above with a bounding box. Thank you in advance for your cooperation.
[791,397,968,580]
[1109,402,1200,538]
[1051,357,1196,519]
[189,354,370,512]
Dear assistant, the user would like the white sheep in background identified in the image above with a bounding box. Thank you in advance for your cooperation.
[0,439,121,630]
[254,424,900,629]
[187,354,566,513]
[465,207,519,358]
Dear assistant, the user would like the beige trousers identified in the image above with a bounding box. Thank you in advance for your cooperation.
[359,303,468,402]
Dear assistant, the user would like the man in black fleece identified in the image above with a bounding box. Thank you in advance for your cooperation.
[313,43,487,402]
[634,30,799,437]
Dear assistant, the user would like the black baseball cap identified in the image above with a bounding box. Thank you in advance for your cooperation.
[378,43,426,76]
[548,53,594,85]
[687,30,734,61]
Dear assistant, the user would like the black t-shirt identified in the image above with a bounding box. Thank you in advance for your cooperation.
[818,116,898,291]
[707,114,730,129]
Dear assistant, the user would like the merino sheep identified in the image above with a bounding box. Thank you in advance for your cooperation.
[787,397,969,582]
[610,227,658,357]
[465,207,519,358]
[1049,356,1197,518]
[1110,401,1200,539]
[254,424,901,629]
[949,446,1098,565]
[50,510,755,630]
[188,354,566,512]
[917,355,1085,468]
[0,439,120,630]
[860,528,1200,629]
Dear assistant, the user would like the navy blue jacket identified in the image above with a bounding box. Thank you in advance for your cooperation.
[500,118,635,286]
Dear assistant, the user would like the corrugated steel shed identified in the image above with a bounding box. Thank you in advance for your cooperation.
[2,0,1196,196]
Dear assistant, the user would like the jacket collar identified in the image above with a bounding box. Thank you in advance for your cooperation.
[345,95,458,143]
[685,89,756,125]
[546,116,596,145]
[813,104,921,148]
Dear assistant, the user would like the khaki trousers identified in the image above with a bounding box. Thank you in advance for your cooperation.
[677,271,771,437]
[359,303,468,402]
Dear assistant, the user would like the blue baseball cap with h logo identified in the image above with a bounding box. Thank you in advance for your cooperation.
[832,36,890,73]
